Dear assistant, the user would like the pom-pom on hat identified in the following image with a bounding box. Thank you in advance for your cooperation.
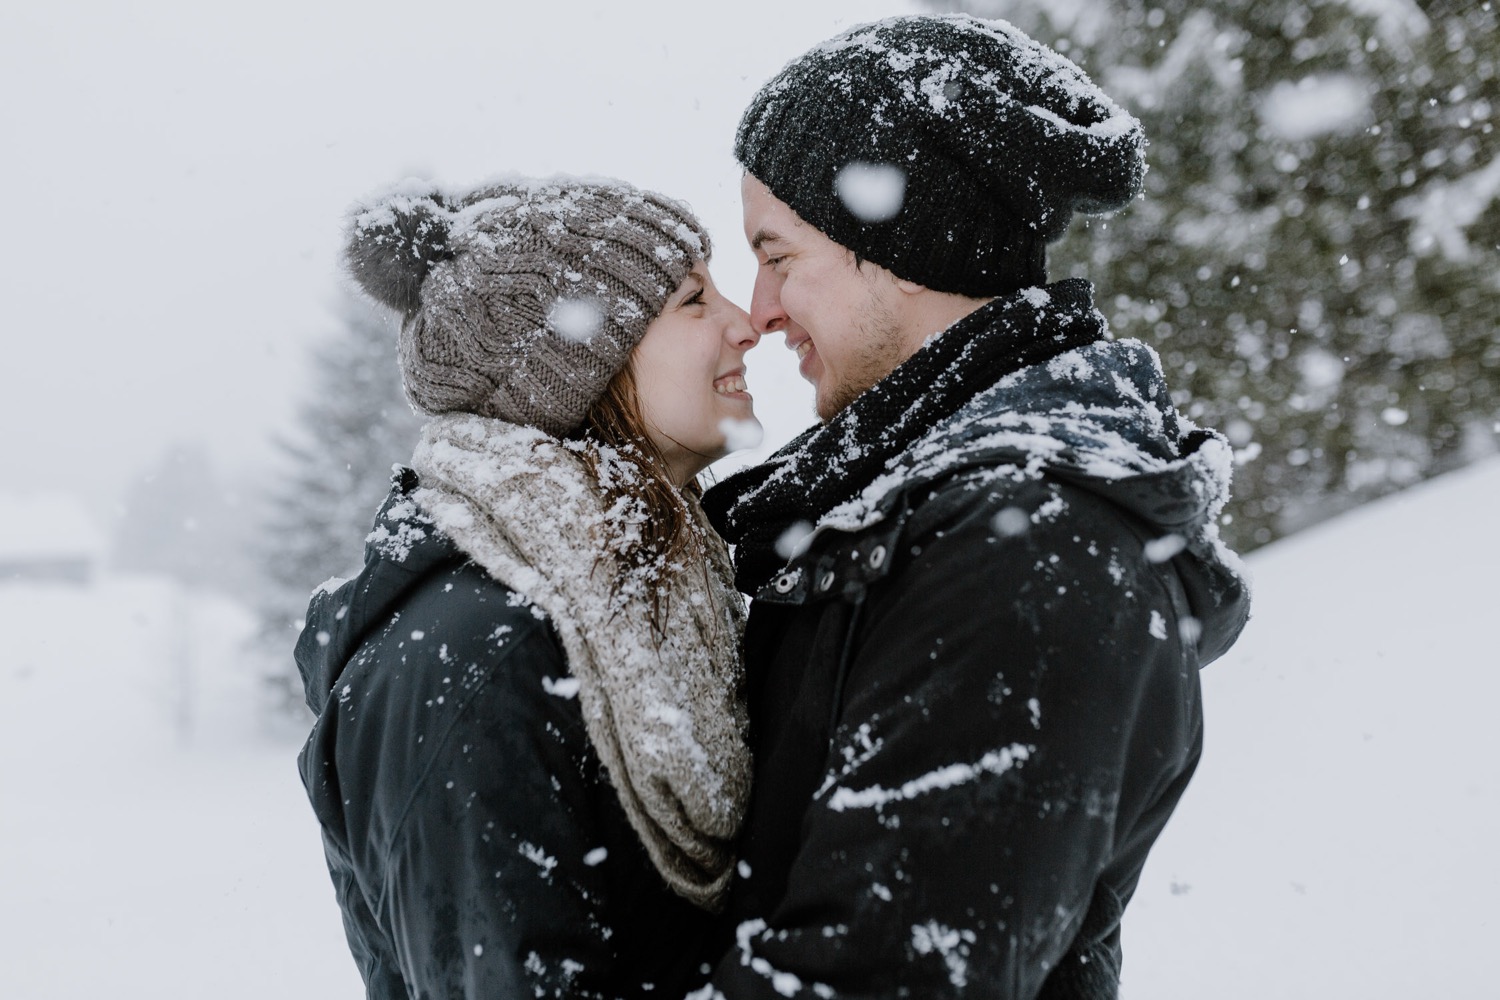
[735,14,1146,298]
[345,177,710,437]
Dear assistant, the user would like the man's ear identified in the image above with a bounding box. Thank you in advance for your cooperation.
[893,276,927,295]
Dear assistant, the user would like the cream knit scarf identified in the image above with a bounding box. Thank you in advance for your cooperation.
[410,413,749,909]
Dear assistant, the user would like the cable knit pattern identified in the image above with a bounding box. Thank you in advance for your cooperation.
[346,177,710,436]
[410,413,749,909]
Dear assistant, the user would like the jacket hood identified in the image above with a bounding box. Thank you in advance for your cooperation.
[823,337,1251,666]
[295,472,460,716]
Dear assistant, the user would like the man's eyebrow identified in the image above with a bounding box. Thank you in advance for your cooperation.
[750,229,788,252]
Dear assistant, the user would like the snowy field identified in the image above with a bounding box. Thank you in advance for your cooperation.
[3,458,1496,998]
[0,579,360,999]
[1127,456,1500,998]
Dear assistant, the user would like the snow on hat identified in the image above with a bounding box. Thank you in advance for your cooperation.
[345,176,710,437]
[735,14,1145,297]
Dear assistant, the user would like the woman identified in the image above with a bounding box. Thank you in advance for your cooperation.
[295,177,760,999]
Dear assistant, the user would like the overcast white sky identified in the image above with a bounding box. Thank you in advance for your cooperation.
[1,0,920,515]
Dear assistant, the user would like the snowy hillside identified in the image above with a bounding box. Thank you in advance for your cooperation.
[1125,456,1500,999]
[3,458,1495,998]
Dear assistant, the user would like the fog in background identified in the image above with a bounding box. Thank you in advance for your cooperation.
[2,0,915,520]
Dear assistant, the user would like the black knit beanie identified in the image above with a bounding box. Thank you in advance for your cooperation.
[735,14,1146,298]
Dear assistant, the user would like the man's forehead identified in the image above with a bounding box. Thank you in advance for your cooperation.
[741,173,818,251]
[742,175,796,218]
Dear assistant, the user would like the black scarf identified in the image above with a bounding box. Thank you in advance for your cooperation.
[703,278,1106,593]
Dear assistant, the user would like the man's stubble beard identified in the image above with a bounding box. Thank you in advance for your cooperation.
[816,292,911,422]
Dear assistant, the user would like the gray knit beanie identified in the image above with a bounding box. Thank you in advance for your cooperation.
[736,14,1146,297]
[344,177,711,437]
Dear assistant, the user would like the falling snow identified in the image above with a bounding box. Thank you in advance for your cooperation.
[719,417,765,452]
[548,298,604,344]
[835,161,908,222]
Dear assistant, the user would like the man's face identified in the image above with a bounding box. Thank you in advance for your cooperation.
[741,174,912,421]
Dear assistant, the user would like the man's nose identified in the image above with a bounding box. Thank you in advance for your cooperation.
[749,269,787,336]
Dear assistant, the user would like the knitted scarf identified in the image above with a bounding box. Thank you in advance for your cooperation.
[410,413,749,910]
[703,278,1106,593]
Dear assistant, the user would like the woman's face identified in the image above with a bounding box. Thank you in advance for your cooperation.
[632,263,761,486]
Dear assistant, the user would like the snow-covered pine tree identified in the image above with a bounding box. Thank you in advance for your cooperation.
[923,0,1500,550]
[255,294,422,715]
[113,443,256,592]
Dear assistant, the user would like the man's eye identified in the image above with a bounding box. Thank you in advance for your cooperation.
[763,256,785,269]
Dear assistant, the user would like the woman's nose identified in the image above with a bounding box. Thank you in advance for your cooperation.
[723,299,760,352]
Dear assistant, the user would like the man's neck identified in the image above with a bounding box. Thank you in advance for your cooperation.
[902,289,996,357]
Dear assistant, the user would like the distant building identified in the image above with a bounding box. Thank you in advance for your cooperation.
[0,494,106,585]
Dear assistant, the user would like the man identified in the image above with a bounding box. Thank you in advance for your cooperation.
[697,15,1250,999]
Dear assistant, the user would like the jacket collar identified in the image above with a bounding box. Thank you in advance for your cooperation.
[705,278,1107,594]
[295,468,454,716]
[709,293,1251,667]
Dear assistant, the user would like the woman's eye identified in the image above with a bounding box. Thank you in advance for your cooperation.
[683,289,705,307]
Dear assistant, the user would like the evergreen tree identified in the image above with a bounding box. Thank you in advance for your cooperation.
[923,0,1500,549]
[255,294,422,713]
[113,443,256,592]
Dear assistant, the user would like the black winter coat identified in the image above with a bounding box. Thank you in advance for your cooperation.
[297,476,711,1000]
[699,293,1250,999]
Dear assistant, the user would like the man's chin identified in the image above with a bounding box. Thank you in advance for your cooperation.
[812,383,836,422]
[815,384,856,422]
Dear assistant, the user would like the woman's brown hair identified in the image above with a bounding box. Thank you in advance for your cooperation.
[569,362,707,633]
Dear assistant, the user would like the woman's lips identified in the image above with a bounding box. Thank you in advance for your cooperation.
[713,372,749,396]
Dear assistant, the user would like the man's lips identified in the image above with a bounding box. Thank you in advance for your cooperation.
[793,338,817,379]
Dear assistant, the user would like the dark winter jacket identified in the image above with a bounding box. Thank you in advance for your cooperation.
[296,473,712,1000]
[699,281,1250,999]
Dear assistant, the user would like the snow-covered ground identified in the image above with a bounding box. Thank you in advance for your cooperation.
[1126,456,1500,998]
[0,577,359,999]
[2,458,1495,998]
